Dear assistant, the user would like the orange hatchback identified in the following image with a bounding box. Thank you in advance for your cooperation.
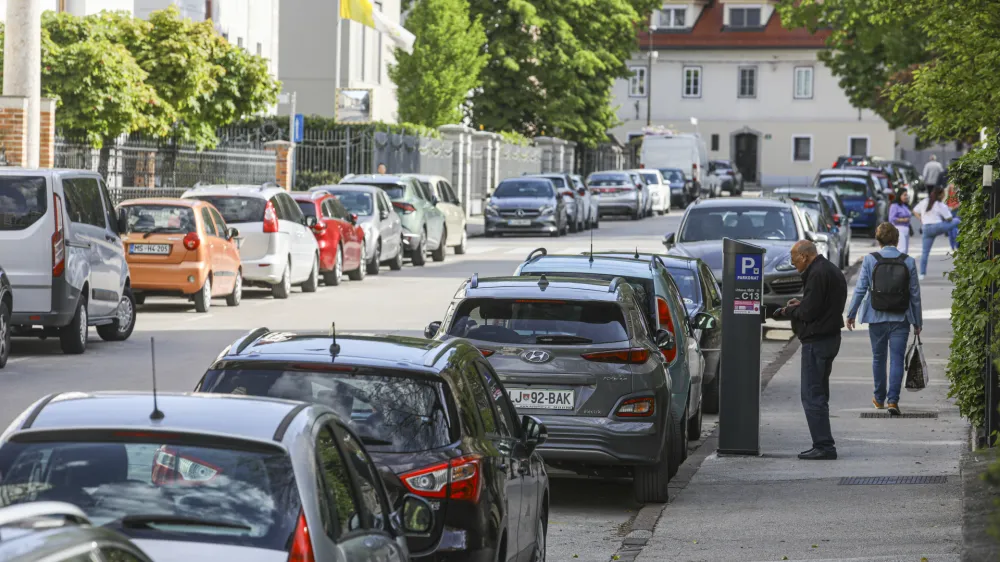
[120,198,243,312]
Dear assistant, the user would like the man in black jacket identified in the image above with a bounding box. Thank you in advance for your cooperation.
[773,240,848,460]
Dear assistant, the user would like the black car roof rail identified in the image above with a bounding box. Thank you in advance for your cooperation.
[235,327,271,355]
[649,254,667,271]
[526,247,547,262]
[21,393,60,430]
[608,276,626,293]
[470,273,479,289]
[273,403,309,442]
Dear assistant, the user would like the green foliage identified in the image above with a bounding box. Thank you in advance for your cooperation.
[294,170,342,191]
[499,130,531,146]
[236,115,443,139]
[389,0,487,128]
[375,121,442,139]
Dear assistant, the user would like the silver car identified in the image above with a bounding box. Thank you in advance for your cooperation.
[587,170,643,220]
[570,174,599,229]
[0,502,153,562]
[312,184,406,271]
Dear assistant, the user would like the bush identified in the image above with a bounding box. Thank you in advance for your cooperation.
[294,170,341,191]
[499,131,532,147]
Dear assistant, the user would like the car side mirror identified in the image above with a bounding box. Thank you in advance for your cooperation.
[228,227,240,240]
[813,232,830,243]
[305,215,318,227]
[691,311,716,331]
[116,208,129,234]
[521,415,547,451]
[832,215,842,226]
[663,232,676,248]
[350,213,358,225]
[654,329,675,351]
[804,231,815,242]
[424,321,441,339]
[400,494,434,537]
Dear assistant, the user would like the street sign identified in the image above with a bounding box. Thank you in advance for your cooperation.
[293,114,304,143]
[277,93,290,104]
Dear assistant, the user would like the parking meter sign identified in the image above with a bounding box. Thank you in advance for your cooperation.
[734,299,760,315]
[735,253,762,282]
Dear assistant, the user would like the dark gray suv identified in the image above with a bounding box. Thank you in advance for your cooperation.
[425,274,677,503]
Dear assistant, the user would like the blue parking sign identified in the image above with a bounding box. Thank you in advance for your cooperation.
[293,114,304,143]
[735,253,762,282]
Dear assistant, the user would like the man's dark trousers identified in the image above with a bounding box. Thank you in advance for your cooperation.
[801,334,841,452]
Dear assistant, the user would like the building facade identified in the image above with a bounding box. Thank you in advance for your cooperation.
[615,0,894,187]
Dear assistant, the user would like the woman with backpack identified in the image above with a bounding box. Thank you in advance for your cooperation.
[889,188,913,253]
[846,223,923,416]
[912,186,958,279]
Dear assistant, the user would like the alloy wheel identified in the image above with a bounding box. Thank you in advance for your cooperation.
[0,312,8,362]
[79,306,88,347]
[335,248,343,279]
[116,295,134,335]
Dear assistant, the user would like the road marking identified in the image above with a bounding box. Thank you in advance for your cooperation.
[463,246,497,255]
[504,247,535,256]
[185,314,214,322]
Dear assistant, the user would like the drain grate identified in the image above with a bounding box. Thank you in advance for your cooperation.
[839,475,947,485]
[859,411,938,419]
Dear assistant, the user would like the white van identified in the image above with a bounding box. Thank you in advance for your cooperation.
[640,132,721,198]
[0,169,136,354]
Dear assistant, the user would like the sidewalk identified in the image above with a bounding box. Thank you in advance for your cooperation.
[636,252,964,561]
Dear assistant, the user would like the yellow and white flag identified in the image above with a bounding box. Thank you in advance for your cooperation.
[340,0,416,54]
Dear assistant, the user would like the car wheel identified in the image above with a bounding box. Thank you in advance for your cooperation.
[323,246,343,286]
[226,271,242,306]
[431,227,447,262]
[194,276,212,313]
[0,300,9,368]
[633,427,671,503]
[412,232,427,266]
[59,296,87,354]
[134,294,146,305]
[569,219,578,233]
[455,229,467,254]
[367,240,381,275]
[593,214,599,229]
[98,287,137,341]
[688,395,703,441]
[703,368,720,415]
[348,243,367,281]
[302,255,320,291]
[273,262,292,298]
[388,241,404,271]
[530,510,547,562]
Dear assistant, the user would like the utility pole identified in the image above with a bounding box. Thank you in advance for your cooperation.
[3,0,42,169]
[646,23,657,127]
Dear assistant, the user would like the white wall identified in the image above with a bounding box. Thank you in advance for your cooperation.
[212,0,280,78]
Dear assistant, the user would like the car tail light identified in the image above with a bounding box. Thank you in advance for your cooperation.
[311,221,327,234]
[832,161,839,168]
[478,348,495,357]
[656,297,678,362]
[888,192,895,202]
[864,198,875,209]
[287,511,315,562]
[833,213,841,223]
[616,397,655,417]
[692,163,698,174]
[581,348,650,364]
[561,190,575,198]
[183,232,201,251]
[263,201,279,233]
[52,193,65,277]
[401,454,482,502]
[151,446,220,484]
[393,202,416,214]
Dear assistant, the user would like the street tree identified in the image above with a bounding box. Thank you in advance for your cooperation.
[389,0,488,127]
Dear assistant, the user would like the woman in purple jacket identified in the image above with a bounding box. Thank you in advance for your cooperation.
[889,188,913,253]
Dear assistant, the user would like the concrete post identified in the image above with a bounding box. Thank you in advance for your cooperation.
[439,125,475,216]
[39,97,55,168]
[264,140,294,189]
[3,0,42,169]
[565,141,576,174]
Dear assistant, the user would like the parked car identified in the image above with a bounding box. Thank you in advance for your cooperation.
[708,160,744,195]
[512,251,711,479]
[183,184,320,298]
[659,167,697,209]
[663,198,815,320]
[846,164,896,202]
[484,176,568,237]
[0,502,154,562]
[872,158,924,195]
[401,174,469,254]
[0,391,433,561]
[638,169,671,215]
[814,168,887,236]
[586,171,643,220]
[0,169,135,355]
[341,175,448,265]
[625,170,654,217]
[292,191,366,285]
[769,189,849,269]
[313,183,405,272]
[639,131,715,197]
[571,174,600,228]
[831,155,870,168]
[120,198,242,312]
[0,265,10,369]
[529,173,589,232]
[196,330,549,562]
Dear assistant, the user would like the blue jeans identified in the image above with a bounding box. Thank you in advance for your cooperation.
[801,335,841,452]
[948,212,961,250]
[869,321,910,405]
[920,221,954,275]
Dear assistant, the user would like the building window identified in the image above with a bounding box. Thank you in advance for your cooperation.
[849,136,870,157]
[256,42,262,56]
[657,7,686,28]
[711,134,720,152]
[683,66,701,98]
[729,7,762,28]
[629,66,647,98]
[792,136,813,162]
[738,66,757,98]
[794,66,813,99]
[237,36,243,48]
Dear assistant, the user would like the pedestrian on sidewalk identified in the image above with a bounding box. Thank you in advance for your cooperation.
[846,223,923,416]
[889,188,913,253]
[376,162,388,174]
[921,154,944,190]
[772,240,848,460]
[912,186,958,279]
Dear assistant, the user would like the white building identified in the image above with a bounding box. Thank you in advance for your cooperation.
[616,0,894,187]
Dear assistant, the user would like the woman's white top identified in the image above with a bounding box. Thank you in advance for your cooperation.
[913,198,952,225]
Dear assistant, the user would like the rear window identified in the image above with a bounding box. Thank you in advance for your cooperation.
[543,176,566,188]
[587,173,628,186]
[198,370,453,453]
[123,205,196,234]
[371,184,406,200]
[666,267,699,306]
[818,178,868,197]
[0,435,298,551]
[295,200,316,217]
[493,181,553,198]
[188,196,265,224]
[659,169,685,182]
[792,199,821,212]
[327,191,374,216]
[447,298,629,345]
[0,176,47,231]
[640,173,660,185]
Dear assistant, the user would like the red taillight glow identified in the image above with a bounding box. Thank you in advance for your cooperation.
[864,198,876,209]
[287,511,315,562]
[478,348,495,357]
[52,193,65,277]
[616,397,655,417]
[832,161,839,168]
[888,193,895,202]
[183,232,201,251]
[833,213,841,223]
[393,202,416,214]
[581,348,650,364]
[263,201,279,233]
[151,446,220,485]
[311,222,327,234]
[656,297,678,362]
[401,454,482,502]
[561,190,575,198]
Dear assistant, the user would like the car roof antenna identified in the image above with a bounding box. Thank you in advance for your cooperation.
[634,246,640,259]
[329,322,341,358]
[149,337,164,421]
[589,224,594,264]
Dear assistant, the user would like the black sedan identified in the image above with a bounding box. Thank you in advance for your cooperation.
[196,329,550,562]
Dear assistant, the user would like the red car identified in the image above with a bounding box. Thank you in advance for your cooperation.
[292,192,366,285]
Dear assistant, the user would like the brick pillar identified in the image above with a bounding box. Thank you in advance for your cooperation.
[265,140,293,190]
[0,96,28,166]
[134,151,156,187]
[39,98,55,168]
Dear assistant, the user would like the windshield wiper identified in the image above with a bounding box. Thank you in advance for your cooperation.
[535,335,592,344]
[119,514,252,531]
[142,227,177,239]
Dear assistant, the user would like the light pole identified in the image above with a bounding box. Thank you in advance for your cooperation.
[3,0,41,168]
[646,23,657,127]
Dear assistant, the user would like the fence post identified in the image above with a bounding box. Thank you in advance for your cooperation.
[265,140,294,190]
[0,96,28,166]
[440,125,474,216]
[39,97,55,169]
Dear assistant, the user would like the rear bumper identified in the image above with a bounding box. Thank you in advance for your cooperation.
[241,256,285,283]
[533,414,664,466]
[11,277,81,328]
[597,199,640,215]
[130,262,209,294]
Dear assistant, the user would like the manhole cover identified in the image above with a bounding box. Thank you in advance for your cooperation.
[859,411,938,419]
[839,475,947,485]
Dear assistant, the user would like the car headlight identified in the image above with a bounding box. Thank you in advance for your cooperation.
[775,255,796,271]
[539,205,555,216]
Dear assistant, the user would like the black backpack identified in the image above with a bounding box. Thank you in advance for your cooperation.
[870,252,910,312]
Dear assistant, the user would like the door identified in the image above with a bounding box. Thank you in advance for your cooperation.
[437,180,464,246]
[699,264,723,375]
[330,198,362,266]
[0,175,54,314]
[275,193,312,282]
[734,133,758,184]
[377,191,401,259]
[200,206,232,295]
[208,206,241,287]
[62,176,117,318]
[97,178,126,308]
[414,179,446,249]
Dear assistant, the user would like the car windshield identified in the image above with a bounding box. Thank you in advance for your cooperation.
[198,370,453,453]
[680,207,798,242]
[791,199,821,212]
[124,205,196,234]
[542,177,566,188]
[587,173,628,186]
[818,177,869,197]
[667,268,699,306]
[327,191,374,215]
[448,299,629,345]
[659,169,684,182]
[369,184,406,200]
[295,201,316,217]
[640,173,660,185]
[0,176,47,231]
[493,181,553,198]
[0,435,299,551]
[187,196,264,224]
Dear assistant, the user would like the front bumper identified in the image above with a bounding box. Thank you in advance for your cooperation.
[532,414,664,466]
[130,262,210,295]
[484,214,559,234]
[762,271,805,315]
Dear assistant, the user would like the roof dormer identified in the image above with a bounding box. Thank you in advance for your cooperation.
[722,0,777,30]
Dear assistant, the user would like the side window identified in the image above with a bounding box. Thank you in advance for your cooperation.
[62,178,106,228]
[465,362,499,435]
[282,193,305,222]
[448,361,488,436]
[412,181,430,202]
[98,179,117,233]
[269,196,287,221]
[630,304,650,341]
[209,207,229,235]
[331,199,349,220]
[475,361,518,438]
[703,266,722,306]
[442,181,459,205]
[321,200,335,219]
[99,546,145,562]
[334,424,389,531]
[315,425,363,539]
[201,207,219,237]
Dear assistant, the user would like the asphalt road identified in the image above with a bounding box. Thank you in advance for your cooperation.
[0,204,882,562]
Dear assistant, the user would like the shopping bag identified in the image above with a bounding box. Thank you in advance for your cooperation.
[904,333,930,391]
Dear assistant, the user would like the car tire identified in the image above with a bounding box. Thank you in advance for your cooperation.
[569,219,578,233]
[303,255,320,291]
[226,272,242,307]
[550,228,560,238]
[668,406,686,478]
[134,294,146,305]
[412,232,427,266]
[98,287,137,342]
[324,247,343,286]
[633,431,671,503]
[688,395,704,441]
[59,296,88,355]
[593,214,600,229]
[431,227,447,262]
[530,510,547,562]
[485,231,496,238]
[703,368,720,415]
[0,300,9,368]
[194,277,212,313]
[273,262,292,299]
[455,230,468,255]
[367,240,381,274]
[348,244,366,281]
[388,242,404,271]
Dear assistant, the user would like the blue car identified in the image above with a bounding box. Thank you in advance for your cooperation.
[814,168,887,236]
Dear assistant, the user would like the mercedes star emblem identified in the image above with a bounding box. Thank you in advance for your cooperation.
[521,350,552,363]
[516,209,525,217]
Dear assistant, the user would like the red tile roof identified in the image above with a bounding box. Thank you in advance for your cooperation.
[638,2,829,50]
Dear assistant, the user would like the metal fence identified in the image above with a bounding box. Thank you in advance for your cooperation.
[107,187,189,206]
[575,145,624,178]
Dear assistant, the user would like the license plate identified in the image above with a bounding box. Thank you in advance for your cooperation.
[508,388,574,410]
[130,243,171,255]
[508,219,531,226]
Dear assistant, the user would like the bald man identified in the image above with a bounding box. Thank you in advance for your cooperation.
[772,240,848,460]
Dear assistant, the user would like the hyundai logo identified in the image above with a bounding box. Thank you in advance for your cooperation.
[520,350,552,363]
[516,209,525,217]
